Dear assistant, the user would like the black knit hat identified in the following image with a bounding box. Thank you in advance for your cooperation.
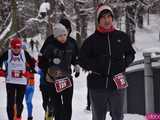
[59,18,72,35]
[98,9,113,22]
[97,4,114,23]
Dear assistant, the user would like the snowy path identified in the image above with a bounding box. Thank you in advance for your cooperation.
[0,72,145,120]
[134,14,160,60]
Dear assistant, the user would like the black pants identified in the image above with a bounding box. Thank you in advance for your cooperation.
[40,84,54,116]
[90,89,125,120]
[49,84,73,120]
[40,12,47,18]
[87,88,91,108]
[6,83,26,120]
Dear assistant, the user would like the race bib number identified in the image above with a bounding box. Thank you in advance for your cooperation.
[11,70,23,78]
[54,77,72,93]
[113,73,128,89]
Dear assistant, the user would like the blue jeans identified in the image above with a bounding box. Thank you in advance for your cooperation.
[25,85,34,118]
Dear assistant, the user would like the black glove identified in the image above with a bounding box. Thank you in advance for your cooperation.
[75,72,80,78]
[74,65,80,78]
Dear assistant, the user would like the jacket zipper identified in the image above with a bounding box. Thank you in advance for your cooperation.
[106,32,112,88]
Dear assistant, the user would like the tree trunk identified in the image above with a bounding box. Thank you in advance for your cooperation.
[46,0,56,38]
[137,6,144,28]
[80,14,88,45]
[0,0,2,26]
[0,0,18,49]
[49,0,56,12]
[34,0,40,10]
[11,0,18,32]
[125,5,136,44]
[93,0,99,27]
[74,1,81,48]
[147,8,150,25]
[137,15,143,28]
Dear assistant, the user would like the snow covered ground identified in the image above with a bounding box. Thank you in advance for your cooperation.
[1,14,160,120]
[134,14,160,60]
[0,72,146,120]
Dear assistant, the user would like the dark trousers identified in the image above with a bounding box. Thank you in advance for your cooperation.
[6,83,26,120]
[50,85,73,120]
[40,12,47,18]
[90,89,125,120]
[40,84,54,116]
[87,88,91,108]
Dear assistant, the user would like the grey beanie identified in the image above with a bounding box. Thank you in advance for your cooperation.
[53,23,68,38]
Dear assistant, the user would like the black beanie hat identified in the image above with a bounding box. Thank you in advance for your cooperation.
[98,9,113,22]
[97,4,114,23]
[59,18,72,34]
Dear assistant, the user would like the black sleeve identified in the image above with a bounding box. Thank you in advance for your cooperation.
[38,54,49,71]
[0,51,8,68]
[70,38,79,66]
[124,35,136,67]
[79,38,97,71]
[38,38,51,70]
[24,51,36,73]
[40,35,53,54]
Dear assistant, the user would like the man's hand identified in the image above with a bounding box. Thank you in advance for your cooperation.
[74,65,80,78]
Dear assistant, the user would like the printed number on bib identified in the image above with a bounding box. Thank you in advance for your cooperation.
[12,70,23,78]
[54,77,72,93]
[113,73,128,89]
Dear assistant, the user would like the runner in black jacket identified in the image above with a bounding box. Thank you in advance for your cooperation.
[79,4,136,120]
[38,23,79,120]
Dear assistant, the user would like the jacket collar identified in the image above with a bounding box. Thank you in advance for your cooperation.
[96,25,115,33]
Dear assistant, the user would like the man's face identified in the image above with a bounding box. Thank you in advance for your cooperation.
[56,33,68,44]
[11,47,21,54]
[99,14,113,28]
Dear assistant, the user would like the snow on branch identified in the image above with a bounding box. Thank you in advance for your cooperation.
[0,13,11,30]
[0,18,12,41]
[8,26,26,40]
[75,0,88,4]
[26,17,48,24]
[59,0,65,6]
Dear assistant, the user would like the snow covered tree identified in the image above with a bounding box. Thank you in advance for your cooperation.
[0,0,160,49]
[74,0,81,48]
[125,1,136,44]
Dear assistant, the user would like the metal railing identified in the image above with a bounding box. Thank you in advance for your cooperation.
[126,52,160,114]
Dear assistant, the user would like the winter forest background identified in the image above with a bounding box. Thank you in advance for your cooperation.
[0,0,160,52]
[0,0,160,120]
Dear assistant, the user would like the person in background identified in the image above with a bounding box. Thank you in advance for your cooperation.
[38,0,50,19]
[35,40,39,52]
[25,75,35,120]
[30,39,34,52]
[22,39,29,51]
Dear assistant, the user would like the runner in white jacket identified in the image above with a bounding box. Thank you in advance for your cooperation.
[0,37,36,120]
